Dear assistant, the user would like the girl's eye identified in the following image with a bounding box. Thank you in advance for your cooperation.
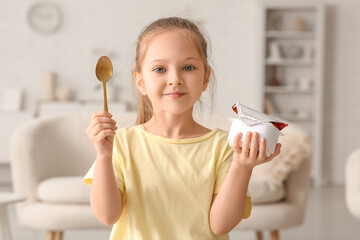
[154,67,166,73]
[183,65,195,71]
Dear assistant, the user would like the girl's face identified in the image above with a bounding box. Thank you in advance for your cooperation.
[135,30,210,116]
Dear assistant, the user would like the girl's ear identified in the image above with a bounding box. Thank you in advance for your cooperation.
[202,66,211,91]
[134,72,147,95]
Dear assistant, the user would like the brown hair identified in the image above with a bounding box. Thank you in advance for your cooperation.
[133,17,214,124]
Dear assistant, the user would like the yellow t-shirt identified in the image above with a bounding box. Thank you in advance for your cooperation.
[84,125,252,240]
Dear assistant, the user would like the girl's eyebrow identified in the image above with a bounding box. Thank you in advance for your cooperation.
[185,57,201,61]
[148,59,164,64]
[148,57,201,64]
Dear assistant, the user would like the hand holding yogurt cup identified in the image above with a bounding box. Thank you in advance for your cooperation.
[231,130,281,170]
[228,103,287,167]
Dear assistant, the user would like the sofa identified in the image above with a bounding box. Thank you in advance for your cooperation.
[11,112,312,240]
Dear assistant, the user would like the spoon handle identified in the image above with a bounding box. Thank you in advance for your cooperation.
[102,81,112,143]
[102,81,108,112]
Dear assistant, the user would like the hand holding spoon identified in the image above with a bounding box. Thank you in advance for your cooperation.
[95,56,113,112]
[95,56,113,143]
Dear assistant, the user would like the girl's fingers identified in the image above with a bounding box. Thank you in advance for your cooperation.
[249,132,259,158]
[266,143,281,162]
[89,117,116,129]
[98,129,116,140]
[94,129,116,143]
[258,138,266,160]
[91,123,117,138]
[233,132,243,153]
[92,110,112,119]
[241,132,252,158]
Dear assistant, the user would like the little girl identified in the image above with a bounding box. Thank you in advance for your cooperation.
[84,17,281,240]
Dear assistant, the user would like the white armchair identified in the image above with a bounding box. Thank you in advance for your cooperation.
[345,148,360,220]
[10,113,137,240]
[10,113,311,240]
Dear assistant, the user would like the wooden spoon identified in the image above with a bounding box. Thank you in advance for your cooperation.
[95,56,113,112]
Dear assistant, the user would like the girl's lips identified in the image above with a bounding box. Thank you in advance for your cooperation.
[164,92,186,98]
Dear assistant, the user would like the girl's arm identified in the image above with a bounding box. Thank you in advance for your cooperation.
[91,154,123,225]
[209,131,281,235]
[87,111,123,225]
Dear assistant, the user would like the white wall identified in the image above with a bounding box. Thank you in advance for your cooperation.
[0,0,261,114]
[0,0,359,185]
[321,0,360,185]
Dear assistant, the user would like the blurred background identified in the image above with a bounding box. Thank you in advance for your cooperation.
[1,0,360,239]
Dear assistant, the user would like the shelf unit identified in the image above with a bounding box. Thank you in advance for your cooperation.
[36,100,128,117]
[259,2,325,186]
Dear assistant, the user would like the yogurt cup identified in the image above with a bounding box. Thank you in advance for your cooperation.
[228,118,283,157]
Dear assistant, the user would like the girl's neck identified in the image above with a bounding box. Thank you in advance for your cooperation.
[142,110,210,139]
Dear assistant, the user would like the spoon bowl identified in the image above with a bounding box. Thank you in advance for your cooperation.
[95,56,113,111]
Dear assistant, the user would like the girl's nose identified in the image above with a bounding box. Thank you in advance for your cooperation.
[167,81,183,86]
[167,74,184,86]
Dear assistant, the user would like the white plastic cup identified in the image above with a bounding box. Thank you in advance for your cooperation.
[228,118,283,156]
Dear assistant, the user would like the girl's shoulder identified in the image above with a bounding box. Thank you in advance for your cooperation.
[211,128,231,147]
[214,128,229,136]
[113,125,144,148]
[115,125,142,136]
[210,128,229,140]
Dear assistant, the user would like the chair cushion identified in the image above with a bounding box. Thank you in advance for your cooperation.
[37,176,90,204]
[20,203,109,230]
[248,177,285,204]
[37,175,284,205]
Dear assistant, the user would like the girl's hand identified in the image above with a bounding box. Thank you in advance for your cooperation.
[87,110,117,158]
[231,131,281,171]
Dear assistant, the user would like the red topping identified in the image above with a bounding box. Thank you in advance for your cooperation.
[271,122,288,131]
[232,104,238,114]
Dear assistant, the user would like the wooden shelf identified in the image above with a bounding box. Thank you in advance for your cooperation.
[265,86,314,94]
[266,59,315,66]
[36,101,128,117]
[271,112,313,122]
[266,31,314,38]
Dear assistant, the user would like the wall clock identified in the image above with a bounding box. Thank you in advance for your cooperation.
[27,2,62,35]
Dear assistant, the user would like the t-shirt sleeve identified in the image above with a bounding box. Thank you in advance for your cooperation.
[213,143,233,194]
[112,145,126,194]
[83,161,95,186]
[83,136,125,194]
[243,193,252,219]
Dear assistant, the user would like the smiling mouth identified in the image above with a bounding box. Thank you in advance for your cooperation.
[164,92,186,98]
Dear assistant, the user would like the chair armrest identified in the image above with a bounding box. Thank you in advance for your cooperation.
[345,149,360,219]
[10,119,44,202]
